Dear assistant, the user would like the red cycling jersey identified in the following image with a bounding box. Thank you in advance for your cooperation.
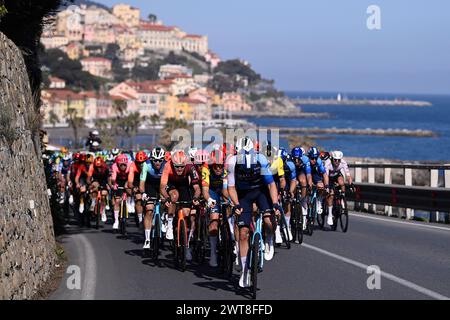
[161,162,200,187]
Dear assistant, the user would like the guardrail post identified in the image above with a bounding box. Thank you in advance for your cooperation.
[384,168,392,216]
[367,167,376,213]
[430,169,439,222]
[445,167,450,188]
[404,168,414,220]
[354,162,362,212]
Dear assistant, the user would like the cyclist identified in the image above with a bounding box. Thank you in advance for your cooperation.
[75,153,93,224]
[291,146,313,231]
[110,154,135,231]
[264,142,287,244]
[131,151,148,226]
[160,150,201,262]
[324,150,354,226]
[227,137,282,288]
[307,146,330,223]
[56,154,72,204]
[86,156,110,222]
[201,149,229,267]
[140,146,166,249]
[279,148,297,241]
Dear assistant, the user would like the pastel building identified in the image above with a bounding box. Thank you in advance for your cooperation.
[112,4,141,27]
[41,89,85,127]
[222,92,252,112]
[81,57,113,79]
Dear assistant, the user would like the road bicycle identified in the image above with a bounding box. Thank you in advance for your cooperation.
[218,201,234,279]
[172,201,192,272]
[278,193,291,249]
[117,186,129,236]
[248,210,265,300]
[290,185,304,244]
[330,185,349,232]
[193,200,209,265]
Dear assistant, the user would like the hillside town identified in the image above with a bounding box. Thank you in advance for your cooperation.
[39,3,268,130]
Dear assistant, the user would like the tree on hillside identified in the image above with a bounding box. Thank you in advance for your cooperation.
[132,61,163,81]
[66,107,85,148]
[148,14,157,23]
[214,59,261,84]
[164,51,188,65]
[149,114,160,145]
[159,117,190,150]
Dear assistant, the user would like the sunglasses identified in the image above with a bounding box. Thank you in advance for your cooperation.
[333,159,341,162]
[152,159,163,163]
[174,165,185,169]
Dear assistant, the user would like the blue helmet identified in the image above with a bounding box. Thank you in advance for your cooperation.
[279,148,288,161]
[308,146,320,159]
[291,147,303,160]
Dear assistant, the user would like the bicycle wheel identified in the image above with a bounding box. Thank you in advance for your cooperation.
[152,215,160,261]
[307,207,314,236]
[197,215,207,264]
[224,222,234,278]
[121,200,127,236]
[340,198,349,233]
[95,199,100,230]
[279,215,291,249]
[290,203,298,243]
[179,220,187,272]
[297,206,304,244]
[251,233,261,300]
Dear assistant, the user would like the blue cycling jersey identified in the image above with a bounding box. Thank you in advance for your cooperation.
[294,155,312,175]
[227,152,274,190]
[310,158,326,175]
[284,160,297,181]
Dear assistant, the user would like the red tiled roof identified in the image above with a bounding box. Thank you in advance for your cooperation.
[80,91,97,98]
[184,34,203,39]
[81,57,111,63]
[178,98,204,104]
[49,76,65,83]
[45,89,84,101]
[167,73,192,79]
[139,24,175,32]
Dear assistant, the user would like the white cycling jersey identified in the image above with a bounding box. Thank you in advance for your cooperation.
[324,159,350,178]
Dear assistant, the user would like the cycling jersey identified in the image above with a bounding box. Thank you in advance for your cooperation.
[57,161,71,176]
[87,164,110,187]
[294,155,312,176]
[310,158,326,184]
[75,164,90,185]
[201,164,227,195]
[227,153,274,191]
[161,162,200,205]
[140,161,166,198]
[131,162,144,188]
[283,159,297,184]
[269,157,285,182]
[111,162,135,187]
[324,159,350,178]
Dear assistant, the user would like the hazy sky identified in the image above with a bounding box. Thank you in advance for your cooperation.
[94,0,450,94]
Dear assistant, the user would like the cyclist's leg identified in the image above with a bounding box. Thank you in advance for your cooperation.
[134,187,143,223]
[298,173,308,220]
[89,182,99,212]
[166,187,179,240]
[208,190,221,266]
[144,202,155,245]
[236,189,254,286]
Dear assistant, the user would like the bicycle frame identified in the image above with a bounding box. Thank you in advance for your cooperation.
[249,211,265,271]
[151,199,162,239]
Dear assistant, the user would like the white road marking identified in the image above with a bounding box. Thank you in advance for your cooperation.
[302,243,449,300]
[78,234,97,300]
[349,212,450,232]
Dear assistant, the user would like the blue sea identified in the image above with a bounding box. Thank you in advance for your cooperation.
[252,92,450,162]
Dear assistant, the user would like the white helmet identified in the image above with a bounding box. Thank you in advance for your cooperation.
[236,136,254,153]
[151,146,165,161]
[92,130,99,136]
[188,147,198,160]
[331,150,343,160]
[106,154,114,162]
[111,148,120,156]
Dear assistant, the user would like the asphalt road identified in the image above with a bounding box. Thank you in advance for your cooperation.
[50,212,450,300]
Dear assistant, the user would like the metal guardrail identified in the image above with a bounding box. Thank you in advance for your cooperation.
[347,183,450,212]
[346,162,450,222]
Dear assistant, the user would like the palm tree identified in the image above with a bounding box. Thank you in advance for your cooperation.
[66,107,85,149]
[159,117,190,150]
[149,113,160,145]
[48,110,59,127]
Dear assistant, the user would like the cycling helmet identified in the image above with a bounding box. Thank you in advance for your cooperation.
[72,152,80,161]
[291,147,303,160]
[106,154,114,162]
[115,154,128,165]
[172,150,188,166]
[111,148,120,156]
[320,151,331,161]
[188,147,198,161]
[194,149,210,164]
[86,153,94,164]
[94,156,105,167]
[331,150,343,160]
[135,151,148,163]
[92,130,99,136]
[236,136,254,153]
[151,146,165,161]
[308,147,320,159]
[279,148,288,162]
[61,147,68,154]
